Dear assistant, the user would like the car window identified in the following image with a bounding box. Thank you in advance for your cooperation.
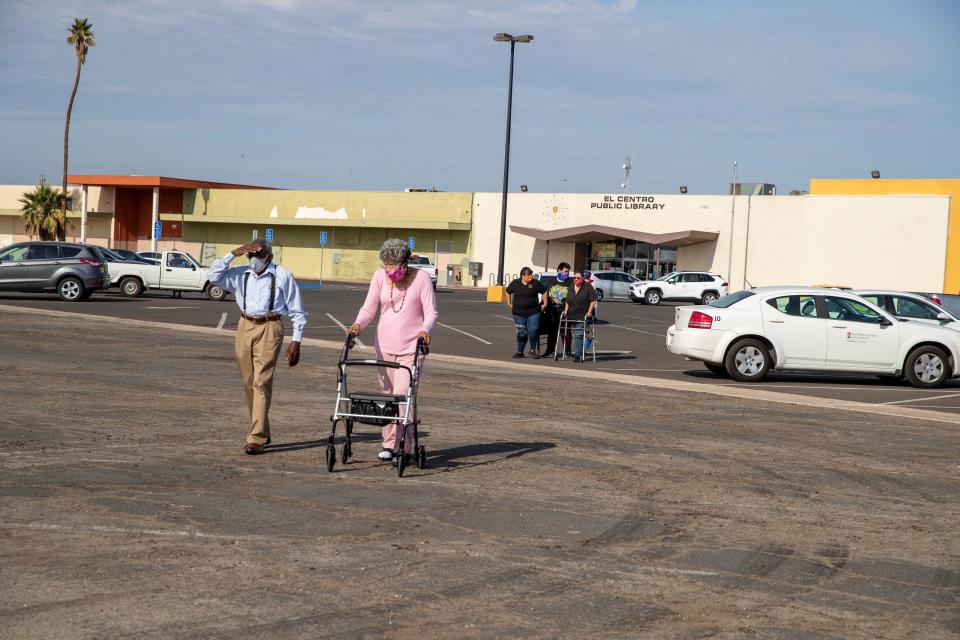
[624,274,638,282]
[60,246,81,258]
[595,273,612,280]
[0,245,29,261]
[892,296,940,320]
[167,253,192,268]
[28,245,60,260]
[767,295,819,318]
[615,273,632,282]
[710,290,755,308]
[859,294,883,308]
[824,296,886,324]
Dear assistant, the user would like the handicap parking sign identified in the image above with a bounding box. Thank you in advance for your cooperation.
[408,236,415,250]
[320,231,328,246]
[153,221,162,239]
[265,228,274,243]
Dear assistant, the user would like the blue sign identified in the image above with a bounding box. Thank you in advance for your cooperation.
[265,228,274,243]
[153,221,162,239]
[408,236,415,250]
[320,231,328,246]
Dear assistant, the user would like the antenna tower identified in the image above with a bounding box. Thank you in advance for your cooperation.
[620,157,632,193]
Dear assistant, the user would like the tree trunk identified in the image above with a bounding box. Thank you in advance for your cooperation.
[62,57,82,242]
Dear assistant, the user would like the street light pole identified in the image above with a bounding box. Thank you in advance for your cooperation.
[493,33,533,286]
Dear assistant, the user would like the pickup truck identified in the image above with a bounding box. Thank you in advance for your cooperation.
[408,255,438,287]
[97,248,227,300]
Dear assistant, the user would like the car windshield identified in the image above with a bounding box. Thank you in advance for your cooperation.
[709,290,755,308]
[657,273,676,281]
[97,247,126,261]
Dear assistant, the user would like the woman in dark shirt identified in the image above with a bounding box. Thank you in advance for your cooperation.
[505,267,547,358]
[562,270,598,362]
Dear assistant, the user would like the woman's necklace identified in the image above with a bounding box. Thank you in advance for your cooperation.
[389,281,407,313]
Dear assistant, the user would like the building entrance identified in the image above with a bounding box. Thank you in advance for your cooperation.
[585,238,678,279]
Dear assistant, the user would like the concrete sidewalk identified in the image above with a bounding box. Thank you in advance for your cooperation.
[1,312,958,639]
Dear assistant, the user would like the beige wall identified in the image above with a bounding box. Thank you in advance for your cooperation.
[471,192,950,292]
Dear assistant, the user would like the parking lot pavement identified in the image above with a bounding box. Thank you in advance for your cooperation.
[3,282,960,414]
[2,310,958,638]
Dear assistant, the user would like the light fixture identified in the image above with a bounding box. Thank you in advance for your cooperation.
[679,185,688,194]
[520,185,528,192]
[871,170,880,179]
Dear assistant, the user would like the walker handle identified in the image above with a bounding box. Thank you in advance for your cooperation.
[417,336,430,355]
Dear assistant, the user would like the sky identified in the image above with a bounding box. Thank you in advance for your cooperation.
[1,0,958,194]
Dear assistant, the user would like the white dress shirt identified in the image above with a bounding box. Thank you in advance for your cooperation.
[206,253,308,341]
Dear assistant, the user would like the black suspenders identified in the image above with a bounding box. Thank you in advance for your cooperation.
[242,271,276,314]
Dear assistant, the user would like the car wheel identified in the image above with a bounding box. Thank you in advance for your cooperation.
[701,291,719,305]
[57,277,85,302]
[725,339,771,382]
[645,289,661,305]
[120,277,143,297]
[595,288,604,301]
[77,290,93,301]
[904,345,949,388]
[704,362,727,377]
[206,283,227,301]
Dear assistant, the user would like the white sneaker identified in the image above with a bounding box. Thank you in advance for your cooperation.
[378,450,394,461]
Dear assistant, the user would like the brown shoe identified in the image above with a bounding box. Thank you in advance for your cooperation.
[243,443,264,455]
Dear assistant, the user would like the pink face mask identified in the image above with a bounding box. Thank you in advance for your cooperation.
[385,266,407,283]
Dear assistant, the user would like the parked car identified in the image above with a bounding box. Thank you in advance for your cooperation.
[854,290,959,329]
[108,250,226,300]
[110,248,157,264]
[917,292,960,319]
[408,255,437,286]
[0,241,109,301]
[630,271,728,305]
[666,286,960,388]
[590,270,640,300]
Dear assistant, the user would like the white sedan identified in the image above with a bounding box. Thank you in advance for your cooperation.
[665,286,960,388]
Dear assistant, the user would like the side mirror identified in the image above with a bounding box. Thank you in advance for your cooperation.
[879,317,893,327]
[936,312,952,322]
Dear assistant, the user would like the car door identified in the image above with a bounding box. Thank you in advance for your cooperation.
[25,244,63,289]
[659,274,682,299]
[0,244,30,289]
[760,294,827,368]
[160,252,202,289]
[617,273,638,298]
[823,295,900,370]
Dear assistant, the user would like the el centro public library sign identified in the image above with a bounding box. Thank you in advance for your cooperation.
[590,195,666,210]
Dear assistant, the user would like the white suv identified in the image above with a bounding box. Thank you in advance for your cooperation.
[630,272,728,305]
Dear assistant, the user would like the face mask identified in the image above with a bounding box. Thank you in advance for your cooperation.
[574,277,584,286]
[385,266,407,283]
[557,272,569,282]
[249,256,269,274]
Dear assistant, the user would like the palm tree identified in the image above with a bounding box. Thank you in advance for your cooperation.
[21,178,72,241]
[62,18,95,241]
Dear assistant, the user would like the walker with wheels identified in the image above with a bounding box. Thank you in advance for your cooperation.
[326,333,428,477]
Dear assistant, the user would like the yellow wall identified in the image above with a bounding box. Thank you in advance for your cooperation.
[177,190,474,281]
[810,179,960,293]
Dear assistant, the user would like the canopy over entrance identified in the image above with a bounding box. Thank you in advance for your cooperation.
[509,224,718,246]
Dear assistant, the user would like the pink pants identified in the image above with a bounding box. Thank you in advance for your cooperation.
[377,351,422,452]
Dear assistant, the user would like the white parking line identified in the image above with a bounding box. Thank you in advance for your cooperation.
[142,306,198,310]
[605,324,666,337]
[494,314,515,323]
[325,313,365,347]
[598,367,688,372]
[882,393,960,405]
[712,382,960,393]
[216,312,227,330]
[436,322,492,345]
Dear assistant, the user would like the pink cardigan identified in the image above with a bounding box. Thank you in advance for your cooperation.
[354,268,439,354]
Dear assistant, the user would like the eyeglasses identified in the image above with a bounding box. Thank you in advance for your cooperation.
[247,251,268,259]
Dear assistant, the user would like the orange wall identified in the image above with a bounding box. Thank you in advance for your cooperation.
[809,179,960,293]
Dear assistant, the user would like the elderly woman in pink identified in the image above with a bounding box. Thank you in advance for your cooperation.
[348,239,438,462]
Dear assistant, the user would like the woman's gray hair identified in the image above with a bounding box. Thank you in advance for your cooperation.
[379,238,412,265]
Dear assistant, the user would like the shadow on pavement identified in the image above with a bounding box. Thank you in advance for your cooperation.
[421,440,556,474]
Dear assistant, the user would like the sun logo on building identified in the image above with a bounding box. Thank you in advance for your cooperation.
[542,197,568,226]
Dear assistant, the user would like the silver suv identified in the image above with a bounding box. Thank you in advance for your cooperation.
[0,242,110,301]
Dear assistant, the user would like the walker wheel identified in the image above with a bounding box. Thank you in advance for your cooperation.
[397,453,408,477]
[325,444,336,472]
[416,446,427,469]
[341,441,352,465]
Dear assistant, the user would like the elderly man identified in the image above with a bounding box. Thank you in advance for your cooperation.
[207,240,308,455]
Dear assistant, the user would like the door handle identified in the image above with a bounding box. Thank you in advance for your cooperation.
[831,325,847,329]
[768,320,785,324]
[52,261,61,265]
[165,268,172,272]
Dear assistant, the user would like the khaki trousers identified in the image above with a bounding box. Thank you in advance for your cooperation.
[235,316,284,444]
